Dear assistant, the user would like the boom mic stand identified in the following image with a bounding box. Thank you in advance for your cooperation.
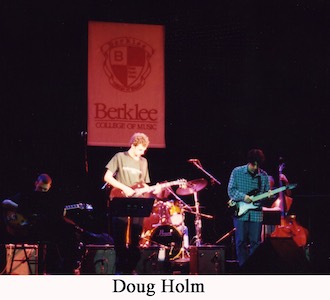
[188,159,221,186]
[188,159,221,246]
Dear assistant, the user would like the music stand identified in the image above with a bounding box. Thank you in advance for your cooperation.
[108,197,155,217]
[108,197,155,248]
[262,209,281,241]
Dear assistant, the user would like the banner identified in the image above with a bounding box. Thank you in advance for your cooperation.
[87,21,165,148]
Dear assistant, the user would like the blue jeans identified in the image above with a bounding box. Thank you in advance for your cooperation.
[233,218,262,266]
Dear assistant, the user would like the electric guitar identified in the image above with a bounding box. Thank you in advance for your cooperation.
[64,203,93,211]
[227,184,297,217]
[4,210,30,237]
[109,179,187,200]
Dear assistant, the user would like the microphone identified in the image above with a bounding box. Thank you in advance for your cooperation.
[169,242,175,256]
[188,159,199,163]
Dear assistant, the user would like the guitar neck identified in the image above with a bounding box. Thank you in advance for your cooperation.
[65,204,80,210]
[251,184,296,202]
[149,181,181,191]
[64,203,93,210]
[110,179,186,200]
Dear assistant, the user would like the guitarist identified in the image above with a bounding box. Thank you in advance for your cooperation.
[103,132,161,274]
[2,173,54,239]
[1,173,80,274]
[227,149,270,268]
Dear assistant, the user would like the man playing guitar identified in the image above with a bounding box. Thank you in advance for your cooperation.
[103,132,162,274]
[227,149,270,268]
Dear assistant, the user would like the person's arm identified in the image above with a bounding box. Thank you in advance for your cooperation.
[228,168,247,202]
[104,169,136,197]
[2,199,18,209]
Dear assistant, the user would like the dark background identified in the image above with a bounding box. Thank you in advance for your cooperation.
[1,0,329,272]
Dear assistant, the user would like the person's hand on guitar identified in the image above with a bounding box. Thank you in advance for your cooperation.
[121,183,160,197]
[135,182,162,196]
[151,183,162,195]
[122,186,137,197]
[244,195,253,203]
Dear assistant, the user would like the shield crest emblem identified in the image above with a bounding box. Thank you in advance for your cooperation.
[102,37,154,92]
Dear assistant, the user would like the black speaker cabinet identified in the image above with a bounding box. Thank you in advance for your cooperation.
[239,237,312,274]
[80,244,116,274]
[189,245,225,274]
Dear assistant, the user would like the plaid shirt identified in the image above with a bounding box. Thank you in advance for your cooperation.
[228,164,270,222]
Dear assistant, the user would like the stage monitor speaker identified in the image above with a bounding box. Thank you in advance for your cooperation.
[189,245,225,274]
[239,237,312,274]
[80,244,116,274]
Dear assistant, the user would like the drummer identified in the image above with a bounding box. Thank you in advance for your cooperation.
[157,186,190,250]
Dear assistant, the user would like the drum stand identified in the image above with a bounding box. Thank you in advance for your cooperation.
[193,191,202,246]
[165,187,190,260]
[172,214,190,260]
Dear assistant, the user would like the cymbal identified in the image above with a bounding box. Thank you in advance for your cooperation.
[176,178,207,195]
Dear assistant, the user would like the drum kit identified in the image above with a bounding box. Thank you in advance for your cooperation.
[139,178,213,261]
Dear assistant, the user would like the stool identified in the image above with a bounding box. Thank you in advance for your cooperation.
[6,243,47,275]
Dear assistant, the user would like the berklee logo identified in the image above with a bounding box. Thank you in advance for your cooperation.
[101,37,154,92]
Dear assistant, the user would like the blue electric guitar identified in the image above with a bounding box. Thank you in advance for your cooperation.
[228,184,297,217]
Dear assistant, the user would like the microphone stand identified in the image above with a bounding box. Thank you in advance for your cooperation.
[188,159,220,247]
[193,191,202,246]
[187,188,214,247]
[166,187,192,213]
[190,160,221,186]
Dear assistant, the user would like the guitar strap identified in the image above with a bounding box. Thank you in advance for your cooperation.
[249,171,261,194]
[257,175,261,192]
[256,175,262,207]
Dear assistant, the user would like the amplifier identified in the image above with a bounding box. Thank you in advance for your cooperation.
[189,245,225,274]
[80,244,116,274]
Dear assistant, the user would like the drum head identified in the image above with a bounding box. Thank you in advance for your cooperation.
[149,225,182,259]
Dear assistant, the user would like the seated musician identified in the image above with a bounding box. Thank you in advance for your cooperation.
[1,173,80,274]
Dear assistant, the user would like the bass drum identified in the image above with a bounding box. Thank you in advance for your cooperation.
[141,200,169,236]
[141,225,182,260]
